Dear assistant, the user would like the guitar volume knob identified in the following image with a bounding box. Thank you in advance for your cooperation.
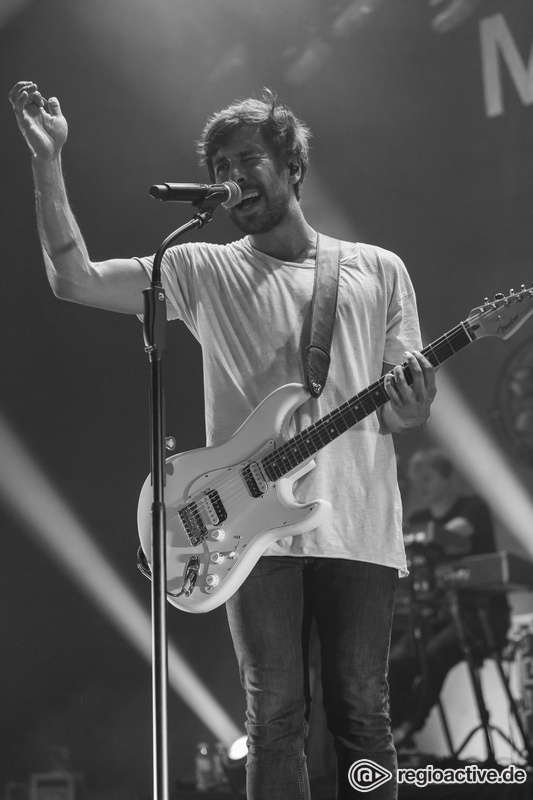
[211,529,225,542]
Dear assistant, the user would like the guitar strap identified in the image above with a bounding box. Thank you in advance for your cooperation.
[305,233,341,398]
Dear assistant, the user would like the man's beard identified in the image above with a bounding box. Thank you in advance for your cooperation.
[228,187,291,235]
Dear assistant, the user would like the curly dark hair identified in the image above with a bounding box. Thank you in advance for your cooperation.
[196,88,312,201]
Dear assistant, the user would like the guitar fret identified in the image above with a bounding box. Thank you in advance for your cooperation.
[263,458,283,481]
[360,389,380,414]
[294,434,314,458]
[343,402,364,426]
[330,410,352,434]
[426,338,455,364]
[424,325,472,367]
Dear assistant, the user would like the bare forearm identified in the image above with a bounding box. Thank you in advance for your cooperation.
[11,82,147,314]
[32,154,94,301]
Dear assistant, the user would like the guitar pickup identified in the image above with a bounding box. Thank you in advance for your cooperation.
[242,461,268,497]
[203,490,227,526]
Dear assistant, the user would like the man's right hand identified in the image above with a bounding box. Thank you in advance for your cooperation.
[9,81,68,161]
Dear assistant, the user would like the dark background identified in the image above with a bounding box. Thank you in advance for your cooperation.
[1,0,532,795]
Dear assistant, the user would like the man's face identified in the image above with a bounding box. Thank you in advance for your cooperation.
[409,465,450,506]
[211,126,294,235]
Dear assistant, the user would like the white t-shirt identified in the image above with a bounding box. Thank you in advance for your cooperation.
[135,236,422,574]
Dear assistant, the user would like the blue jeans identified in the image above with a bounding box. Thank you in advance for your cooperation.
[225,556,399,799]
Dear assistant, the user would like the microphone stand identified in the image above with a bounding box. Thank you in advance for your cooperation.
[141,199,217,800]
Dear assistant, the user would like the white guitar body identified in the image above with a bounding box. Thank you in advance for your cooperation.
[137,383,332,613]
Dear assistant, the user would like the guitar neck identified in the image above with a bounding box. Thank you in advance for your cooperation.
[261,319,477,481]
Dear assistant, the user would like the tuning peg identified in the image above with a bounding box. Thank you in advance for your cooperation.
[494,292,510,306]
[484,296,497,309]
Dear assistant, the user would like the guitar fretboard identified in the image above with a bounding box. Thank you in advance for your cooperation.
[261,320,476,481]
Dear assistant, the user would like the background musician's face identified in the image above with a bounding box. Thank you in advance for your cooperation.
[409,464,450,507]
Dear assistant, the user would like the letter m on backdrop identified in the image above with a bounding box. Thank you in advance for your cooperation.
[480,14,533,117]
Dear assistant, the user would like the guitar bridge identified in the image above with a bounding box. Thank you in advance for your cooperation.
[178,502,207,546]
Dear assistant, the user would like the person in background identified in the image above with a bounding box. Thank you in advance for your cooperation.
[388,448,510,750]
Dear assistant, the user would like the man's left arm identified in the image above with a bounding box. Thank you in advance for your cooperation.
[381,351,436,433]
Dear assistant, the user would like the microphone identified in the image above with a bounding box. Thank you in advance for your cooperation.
[149,180,242,208]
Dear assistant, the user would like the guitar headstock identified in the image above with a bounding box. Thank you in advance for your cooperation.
[467,285,533,340]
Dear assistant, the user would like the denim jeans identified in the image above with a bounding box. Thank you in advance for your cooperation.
[225,556,399,799]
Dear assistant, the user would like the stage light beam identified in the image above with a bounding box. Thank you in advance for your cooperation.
[427,374,533,557]
[0,410,242,747]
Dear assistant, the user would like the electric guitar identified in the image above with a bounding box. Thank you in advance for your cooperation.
[137,286,533,613]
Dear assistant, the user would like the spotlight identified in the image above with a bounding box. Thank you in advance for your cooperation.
[222,735,247,798]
